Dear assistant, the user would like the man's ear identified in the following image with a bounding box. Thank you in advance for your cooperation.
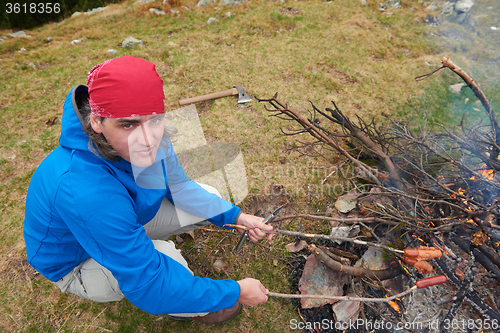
[90,114,103,134]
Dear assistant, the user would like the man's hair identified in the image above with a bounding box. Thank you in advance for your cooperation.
[76,90,174,161]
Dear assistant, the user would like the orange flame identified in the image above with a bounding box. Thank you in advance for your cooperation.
[385,296,401,312]
[479,167,495,180]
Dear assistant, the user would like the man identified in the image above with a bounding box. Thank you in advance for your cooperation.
[24,56,272,323]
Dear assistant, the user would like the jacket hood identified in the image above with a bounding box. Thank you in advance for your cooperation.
[59,85,92,152]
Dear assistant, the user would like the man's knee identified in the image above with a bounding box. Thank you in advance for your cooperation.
[198,183,221,198]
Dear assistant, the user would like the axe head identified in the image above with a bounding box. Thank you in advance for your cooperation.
[234,85,252,104]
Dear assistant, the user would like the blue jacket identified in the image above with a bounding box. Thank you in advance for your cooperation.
[24,85,241,315]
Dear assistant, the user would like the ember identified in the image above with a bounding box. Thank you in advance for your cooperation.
[256,57,500,332]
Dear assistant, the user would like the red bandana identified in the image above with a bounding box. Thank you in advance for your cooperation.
[87,56,165,118]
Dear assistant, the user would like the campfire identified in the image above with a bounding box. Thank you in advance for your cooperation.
[248,57,500,332]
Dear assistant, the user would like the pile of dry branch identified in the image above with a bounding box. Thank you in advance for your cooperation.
[255,57,500,332]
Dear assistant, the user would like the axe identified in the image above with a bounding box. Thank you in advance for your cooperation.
[179,85,251,106]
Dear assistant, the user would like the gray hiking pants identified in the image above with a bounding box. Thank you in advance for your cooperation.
[54,184,221,317]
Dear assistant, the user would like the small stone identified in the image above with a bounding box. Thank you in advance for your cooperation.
[121,36,143,48]
[28,62,36,69]
[285,240,308,252]
[197,0,216,7]
[332,295,360,323]
[218,0,246,5]
[207,17,219,24]
[8,31,31,38]
[212,259,227,271]
[354,246,390,271]
[72,11,82,17]
[18,48,27,52]
[331,225,359,245]
[455,0,474,13]
[107,49,118,56]
[86,7,105,15]
[449,83,466,94]
[427,2,437,11]
[170,9,180,15]
[150,8,166,15]
[226,11,232,17]
[71,39,83,46]
[492,27,498,31]
[47,37,53,43]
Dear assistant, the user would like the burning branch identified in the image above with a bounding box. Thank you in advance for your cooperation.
[258,57,500,327]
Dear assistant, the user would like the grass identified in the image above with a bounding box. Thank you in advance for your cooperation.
[0,0,499,331]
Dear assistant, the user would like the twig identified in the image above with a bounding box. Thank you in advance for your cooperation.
[223,224,405,254]
[268,285,417,302]
[272,214,397,226]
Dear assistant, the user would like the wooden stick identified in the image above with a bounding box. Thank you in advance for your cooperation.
[223,224,405,254]
[268,285,417,302]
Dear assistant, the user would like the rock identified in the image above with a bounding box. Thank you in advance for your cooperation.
[71,11,82,17]
[441,1,454,16]
[135,0,155,3]
[121,36,143,48]
[207,17,219,24]
[47,37,53,43]
[18,48,27,52]
[171,9,180,15]
[107,49,118,56]
[331,225,359,244]
[491,26,498,31]
[331,294,360,323]
[196,0,216,7]
[455,0,474,13]
[379,0,401,10]
[71,39,83,46]
[149,8,166,15]
[354,246,391,271]
[285,240,308,252]
[212,259,227,271]
[427,2,437,11]
[8,31,31,38]
[226,11,232,17]
[361,0,367,5]
[449,83,466,94]
[28,62,36,69]
[86,7,106,15]
[298,254,348,309]
[219,0,247,6]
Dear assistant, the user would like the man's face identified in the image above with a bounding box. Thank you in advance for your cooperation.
[91,114,165,167]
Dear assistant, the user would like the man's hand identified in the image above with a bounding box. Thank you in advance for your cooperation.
[237,278,269,306]
[235,213,274,242]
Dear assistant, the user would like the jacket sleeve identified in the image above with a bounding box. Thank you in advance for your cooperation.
[55,161,240,315]
[160,142,241,228]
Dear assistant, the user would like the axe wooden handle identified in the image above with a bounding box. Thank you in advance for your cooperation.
[179,88,238,106]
